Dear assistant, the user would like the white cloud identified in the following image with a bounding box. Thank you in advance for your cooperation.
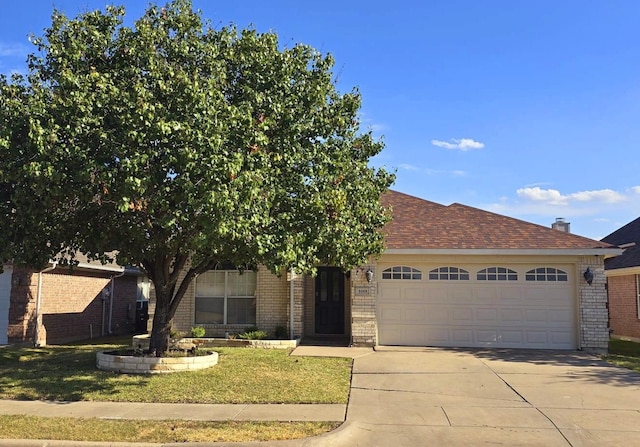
[0,43,28,57]
[632,186,640,194]
[398,163,419,171]
[517,187,625,206]
[431,138,485,151]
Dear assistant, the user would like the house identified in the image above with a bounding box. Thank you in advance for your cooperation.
[601,217,640,340]
[0,258,146,346]
[161,191,621,352]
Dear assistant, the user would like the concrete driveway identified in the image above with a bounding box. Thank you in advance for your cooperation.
[322,347,640,447]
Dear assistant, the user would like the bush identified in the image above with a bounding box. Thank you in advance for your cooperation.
[238,329,268,340]
[274,325,289,339]
[190,326,206,338]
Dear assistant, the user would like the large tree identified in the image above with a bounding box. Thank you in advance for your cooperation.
[0,0,394,353]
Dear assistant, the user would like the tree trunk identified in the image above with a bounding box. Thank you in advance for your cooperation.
[148,289,173,354]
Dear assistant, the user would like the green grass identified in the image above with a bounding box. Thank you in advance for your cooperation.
[603,338,640,373]
[0,415,339,443]
[0,336,352,404]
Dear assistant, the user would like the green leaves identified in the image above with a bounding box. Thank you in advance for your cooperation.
[0,0,394,349]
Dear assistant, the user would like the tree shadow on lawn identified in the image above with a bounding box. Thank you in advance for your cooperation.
[0,345,149,401]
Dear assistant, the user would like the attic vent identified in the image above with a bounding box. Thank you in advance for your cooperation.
[552,218,570,233]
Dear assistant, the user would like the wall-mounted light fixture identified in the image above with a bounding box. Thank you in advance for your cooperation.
[583,267,594,285]
[365,268,374,283]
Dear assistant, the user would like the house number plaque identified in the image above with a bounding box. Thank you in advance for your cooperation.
[355,286,371,296]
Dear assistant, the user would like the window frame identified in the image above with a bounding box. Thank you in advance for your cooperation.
[381,266,422,280]
[195,270,257,325]
[477,267,518,281]
[525,267,568,282]
[428,266,470,281]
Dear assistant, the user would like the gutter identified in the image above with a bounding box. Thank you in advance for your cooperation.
[35,262,58,347]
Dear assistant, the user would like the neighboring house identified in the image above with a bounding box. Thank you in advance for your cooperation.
[161,191,621,352]
[601,217,640,340]
[0,259,146,346]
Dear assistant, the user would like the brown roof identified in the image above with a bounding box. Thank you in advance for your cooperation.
[381,190,613,250]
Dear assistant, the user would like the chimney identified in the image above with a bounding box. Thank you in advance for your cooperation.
[552,217,570,233]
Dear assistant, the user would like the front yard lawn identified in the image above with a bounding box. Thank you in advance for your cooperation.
[0,337,351,404]
[603,338,640,373]
[0,336,351,443]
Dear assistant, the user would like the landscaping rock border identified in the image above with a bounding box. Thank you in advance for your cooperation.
[132,334,300,350]
[96,350,219,374]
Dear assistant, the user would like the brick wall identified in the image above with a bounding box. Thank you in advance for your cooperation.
[578,256,609,353]
[8,267,138,345]
[608,274,640,339]
[350,264,377,346]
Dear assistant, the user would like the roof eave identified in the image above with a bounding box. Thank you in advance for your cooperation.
[383,248,623,256]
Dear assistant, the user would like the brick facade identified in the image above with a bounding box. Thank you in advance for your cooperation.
[7,266,139,345]
[578,256,610,352]
[607,274,640,339]
[350,264,377,347]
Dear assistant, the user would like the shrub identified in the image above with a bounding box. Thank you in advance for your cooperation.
[190,326,206,338]
[169,328,185,340]
[274,325,289,339]
[238,329,268,340]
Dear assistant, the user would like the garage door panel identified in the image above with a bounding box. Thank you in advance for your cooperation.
[451,308,473,321]
[500,309,522,321]
[451,328,473,343]
[402,306,426,323]
[477,330,499,343]
[404,287,426,301]
[377,263,576,349]
[477,308,498,321]
[378,305,402,322]
[427,326,452,342]
[501,330,524,344]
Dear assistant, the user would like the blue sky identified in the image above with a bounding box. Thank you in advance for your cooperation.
[1,1,639,240]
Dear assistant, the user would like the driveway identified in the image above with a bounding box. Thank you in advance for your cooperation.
[320,347,640,447]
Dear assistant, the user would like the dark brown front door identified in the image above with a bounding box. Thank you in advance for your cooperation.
[315,267,345,334]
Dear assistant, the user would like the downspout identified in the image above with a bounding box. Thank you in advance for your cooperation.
[107,270,126,335]
[289,269,295,340]
[35,262,57,347]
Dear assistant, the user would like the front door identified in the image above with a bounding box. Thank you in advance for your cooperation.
[315,267,345,334]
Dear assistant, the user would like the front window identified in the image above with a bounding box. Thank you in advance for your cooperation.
[195,270,256,325]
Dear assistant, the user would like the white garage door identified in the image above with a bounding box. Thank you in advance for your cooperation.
[377,263,577,349]
[0,265,12,345]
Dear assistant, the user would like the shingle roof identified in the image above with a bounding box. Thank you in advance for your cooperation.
[601,217,640,270]
[381,190,614,250]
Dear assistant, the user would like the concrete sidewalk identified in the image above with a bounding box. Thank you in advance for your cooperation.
[0,400,347,422]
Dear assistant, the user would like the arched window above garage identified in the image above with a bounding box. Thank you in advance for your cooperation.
[525,267,568,282]
[381,266,422,280]
[428,267,470,280]
[477,267,518,281]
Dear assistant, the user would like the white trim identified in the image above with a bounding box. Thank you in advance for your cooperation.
[384,248,622,256]
[605,266,640,277]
